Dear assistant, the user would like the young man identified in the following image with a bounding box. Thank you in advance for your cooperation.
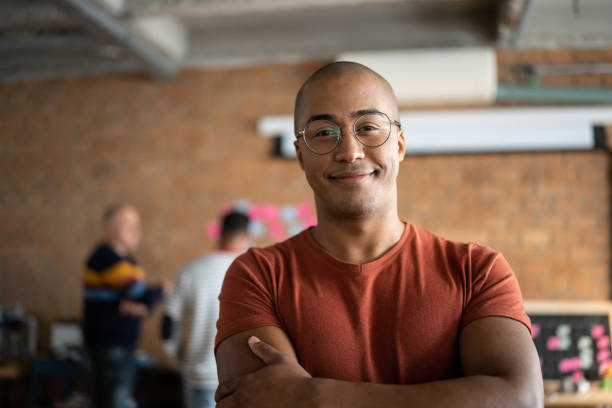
[162,211,251,408]
[214,62,543,407]
[83,204,168,408]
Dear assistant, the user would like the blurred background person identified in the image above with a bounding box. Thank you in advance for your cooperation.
[83,204,169,408]
[161,211,251,408]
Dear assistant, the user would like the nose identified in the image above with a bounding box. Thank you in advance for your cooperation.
[332,124,365,163]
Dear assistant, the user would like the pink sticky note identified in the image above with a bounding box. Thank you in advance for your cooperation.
[297,202,313,218]
[268,225,285,242]
[598,336,610,350]
[302,216,317,228]
[532,324,541,339]
[206,222,220,240]
[592,325,605,339]
[547,336,560,351]
[598,350,611,363]
[572,371,584,383]
[268,222,285,237]
[247,205,262,220]
[559,358,572,373]
[262,205,279,221]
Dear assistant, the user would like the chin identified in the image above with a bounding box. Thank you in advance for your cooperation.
[329,196,379,219]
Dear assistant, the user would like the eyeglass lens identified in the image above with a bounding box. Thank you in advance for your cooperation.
[303,113,391,154]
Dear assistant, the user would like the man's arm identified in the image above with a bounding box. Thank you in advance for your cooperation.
[215,317,543,408]
[216,325,300,383]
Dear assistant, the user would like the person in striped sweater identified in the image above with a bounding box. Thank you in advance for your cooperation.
[162,211,251,408]
[83,204,169,408]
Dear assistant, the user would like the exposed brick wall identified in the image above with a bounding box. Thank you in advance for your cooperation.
[497,47,612,88]
[0,52,610,362]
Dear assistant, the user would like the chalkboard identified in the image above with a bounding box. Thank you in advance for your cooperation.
[525,301,612,381]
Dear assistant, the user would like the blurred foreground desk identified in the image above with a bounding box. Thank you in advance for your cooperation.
[29,358,82,408]
[0,360,29,407]
[546,384,612,408]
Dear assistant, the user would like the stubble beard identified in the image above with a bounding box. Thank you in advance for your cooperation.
[319,191,381,220]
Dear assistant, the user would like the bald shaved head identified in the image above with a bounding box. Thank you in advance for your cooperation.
[294,61,398,134]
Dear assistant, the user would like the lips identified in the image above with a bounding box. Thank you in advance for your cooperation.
[328,170,376,184]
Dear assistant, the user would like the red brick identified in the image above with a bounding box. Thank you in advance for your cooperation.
[1,60,611,362]
[573,49,610,63]
[574,74,604,88]
[539,75,574,87]
[546,49,575,64]
[515,48,550,64]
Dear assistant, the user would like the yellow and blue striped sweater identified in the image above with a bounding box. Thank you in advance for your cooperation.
[83,244,162,348]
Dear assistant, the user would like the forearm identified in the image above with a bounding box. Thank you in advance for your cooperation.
[313,375,541,408]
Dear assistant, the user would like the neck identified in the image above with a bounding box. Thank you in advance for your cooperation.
[219,237,246,253]
[108,240,130,257]
[311,200,405,264]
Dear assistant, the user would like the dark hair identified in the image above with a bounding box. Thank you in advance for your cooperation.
[221,211,250,239]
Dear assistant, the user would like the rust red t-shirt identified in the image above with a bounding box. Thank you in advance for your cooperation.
[215,223,530,384]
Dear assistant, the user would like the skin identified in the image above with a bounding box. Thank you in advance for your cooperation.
[105,205,142,257]
[104,205,170,316]
[219,232,251,253]
[215,64,543,408]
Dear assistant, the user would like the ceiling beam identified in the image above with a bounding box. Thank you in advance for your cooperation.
[0,2,79,32]
[126,0,491,19]
[57,0,179,79]
[0,58,142,83]
[132,16,188,60]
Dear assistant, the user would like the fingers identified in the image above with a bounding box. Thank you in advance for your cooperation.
[247,336,287,365]
[118,300,148,317]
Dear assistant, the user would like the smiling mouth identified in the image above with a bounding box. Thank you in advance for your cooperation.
[329,170,377,184]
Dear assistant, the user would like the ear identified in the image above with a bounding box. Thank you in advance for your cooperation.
[295,139,305,170]
[396,129,406,162]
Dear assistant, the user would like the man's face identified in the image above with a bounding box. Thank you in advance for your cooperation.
[109,207,142,253]
[294,73,405,219]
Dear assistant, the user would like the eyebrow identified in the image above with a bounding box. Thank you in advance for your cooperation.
[305,108,383,125]
[353,108,383,117]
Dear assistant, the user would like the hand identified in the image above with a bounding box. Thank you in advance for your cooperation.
[160,280,173,296]
[118,300,149,317]
[215,336,313,408]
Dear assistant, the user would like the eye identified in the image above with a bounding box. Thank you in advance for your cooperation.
[311,127,339,139]
[357,124,380,132]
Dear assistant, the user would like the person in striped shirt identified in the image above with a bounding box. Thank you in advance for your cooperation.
[83,204,169,408]
[162,211,251,408]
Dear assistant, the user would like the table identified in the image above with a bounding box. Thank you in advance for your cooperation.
[546,383,612,408]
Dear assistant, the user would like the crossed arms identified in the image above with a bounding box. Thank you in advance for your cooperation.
[215,317,543,408]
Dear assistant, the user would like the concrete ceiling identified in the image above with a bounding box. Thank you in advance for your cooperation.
[0,0,611,82]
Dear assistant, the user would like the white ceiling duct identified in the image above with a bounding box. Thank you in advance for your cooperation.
[336,48,497,105]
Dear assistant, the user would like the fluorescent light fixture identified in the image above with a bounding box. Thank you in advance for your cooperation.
[258,107,612,158]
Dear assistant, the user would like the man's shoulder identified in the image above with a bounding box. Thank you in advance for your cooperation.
[408,223,499,260]
[85,243,123,271]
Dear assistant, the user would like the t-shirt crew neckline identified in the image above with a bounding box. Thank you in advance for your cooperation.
[300,222,413,275]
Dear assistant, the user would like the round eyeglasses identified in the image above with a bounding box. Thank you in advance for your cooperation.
[296,111,401,155]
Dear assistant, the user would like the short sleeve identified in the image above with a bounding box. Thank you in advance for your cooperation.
[460,246,531,334]
[214,251,282,351]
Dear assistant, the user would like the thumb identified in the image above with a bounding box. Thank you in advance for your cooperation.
[248,336,286,365]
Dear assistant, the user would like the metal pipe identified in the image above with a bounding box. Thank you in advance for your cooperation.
[497,84,612,104]
[58,0,178,79]
[510,0,533,47]
[534,63,612,76]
